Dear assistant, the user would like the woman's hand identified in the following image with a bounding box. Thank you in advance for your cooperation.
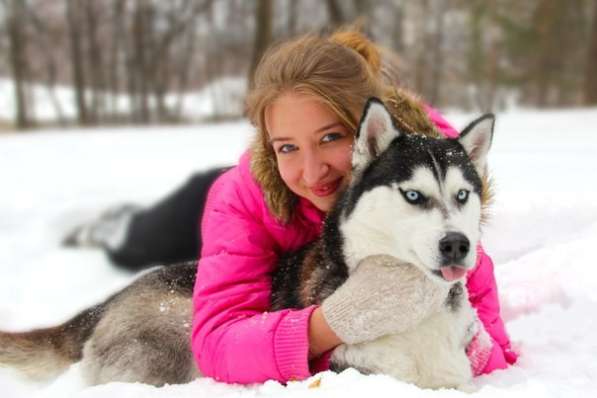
[320,255,450,345]
[308,307,342,359]
[465,318,493,376]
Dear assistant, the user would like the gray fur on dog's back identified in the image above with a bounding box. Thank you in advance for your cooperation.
[80,262,199,385]
[0,262,198,386]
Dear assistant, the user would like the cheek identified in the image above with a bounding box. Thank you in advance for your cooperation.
[328,141,354,174]
[405,211,445,262]
[276,157,301,191]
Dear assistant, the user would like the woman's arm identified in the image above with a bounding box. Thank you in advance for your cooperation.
[192,166,324,384]
[467,245,518,374]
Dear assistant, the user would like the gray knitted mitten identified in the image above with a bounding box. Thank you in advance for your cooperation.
[322,255,450,345]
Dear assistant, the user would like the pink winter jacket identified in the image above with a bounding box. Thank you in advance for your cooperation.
[191,109,517,384]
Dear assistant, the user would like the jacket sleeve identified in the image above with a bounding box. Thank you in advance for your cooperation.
[467,245,518,375]
[191,167,318,384]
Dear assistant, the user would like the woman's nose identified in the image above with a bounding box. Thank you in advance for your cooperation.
[302,151,328,186]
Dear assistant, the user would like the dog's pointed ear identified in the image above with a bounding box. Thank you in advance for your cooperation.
[353,98,401,173]
[458,113,495,178]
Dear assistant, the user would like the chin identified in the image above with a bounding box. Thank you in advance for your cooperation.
[311,198,333,212]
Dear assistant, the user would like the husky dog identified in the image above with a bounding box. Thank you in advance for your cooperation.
[271,98,494,389]
[0,98,494,389]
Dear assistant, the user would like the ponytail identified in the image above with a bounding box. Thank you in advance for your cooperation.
[330,30,382,76]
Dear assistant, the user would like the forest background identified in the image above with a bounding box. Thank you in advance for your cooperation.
[2,0,596,130]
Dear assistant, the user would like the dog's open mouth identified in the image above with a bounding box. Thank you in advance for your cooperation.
[434,265,467,282]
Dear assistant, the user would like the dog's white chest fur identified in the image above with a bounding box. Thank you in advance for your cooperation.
[331,288,476,389]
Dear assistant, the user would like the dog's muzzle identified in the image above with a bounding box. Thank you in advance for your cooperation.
[434,232,470,281]
[439,232,470,264]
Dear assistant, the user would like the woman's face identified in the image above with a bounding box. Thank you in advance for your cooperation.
[265,92,354,212]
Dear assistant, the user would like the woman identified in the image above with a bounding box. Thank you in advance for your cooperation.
[66,29,517,384]
[191,30,517,384]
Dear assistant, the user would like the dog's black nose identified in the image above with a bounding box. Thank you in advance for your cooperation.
[439,232,470,264]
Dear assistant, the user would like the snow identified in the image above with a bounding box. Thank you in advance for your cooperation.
[0,77,246,123]
[1,108,597,397]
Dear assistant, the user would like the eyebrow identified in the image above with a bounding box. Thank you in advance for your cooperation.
[269,122,345,144]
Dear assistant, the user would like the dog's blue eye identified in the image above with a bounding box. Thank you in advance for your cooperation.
[400,189,425,205]
[456,189,469,204]
[407,191,419,201]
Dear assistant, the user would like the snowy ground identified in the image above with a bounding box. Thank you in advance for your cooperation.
[1,109,597,397]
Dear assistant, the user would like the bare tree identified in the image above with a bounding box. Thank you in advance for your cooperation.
[108,0,126,121]
[172,19,200,120]
[248,0,273,89]
[325,0,346,28]
[152,0,214,122]
[585,1,597,105]
[130,0,152,123]
[352,0,373,26]
[6,0,32,129]
[66,0,90,125]
[392,2,405,53]
[466,0,500,111]
[429,1,447,106]
[287,0,298,37]
[413,0,431,98]
[27,5,67,125]
[84,0,107,123]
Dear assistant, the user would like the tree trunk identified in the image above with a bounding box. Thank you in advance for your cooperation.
[132,0,152,124]
[414,0,430,97]
[532,0,556,107]
[287,0,297,37]
[392,3,405,53]
[429,1,446,106]
[27,6,67,126]
[585,2,597,104]
[248,0,273,90]
[7,0,31,129]
[173,22,199,121]
[66,0,90,125]
[325,0,345,28]
[84,0,106,124]
[468,0,489,111]
[108,0,126,122]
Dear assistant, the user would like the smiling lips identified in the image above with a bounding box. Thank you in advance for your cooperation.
[311,178,342,197]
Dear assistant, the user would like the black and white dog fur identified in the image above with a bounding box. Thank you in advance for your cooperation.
[0,98,494,389]
[271,98,494,389]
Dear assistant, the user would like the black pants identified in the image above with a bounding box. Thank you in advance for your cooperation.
[107,167,227,271]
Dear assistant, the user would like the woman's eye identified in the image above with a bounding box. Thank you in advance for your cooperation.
[321,132,343,144]
[456,189,469,204]
[277,144,297,154]
[400,189,426,205]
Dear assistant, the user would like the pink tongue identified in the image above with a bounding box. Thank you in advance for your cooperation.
[440,266,467,281]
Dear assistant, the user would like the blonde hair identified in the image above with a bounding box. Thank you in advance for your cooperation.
[246,29,439,222]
